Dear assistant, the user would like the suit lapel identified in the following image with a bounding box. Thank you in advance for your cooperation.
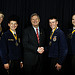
[31,27,38,44]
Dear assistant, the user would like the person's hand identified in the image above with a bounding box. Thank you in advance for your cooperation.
[55,63,62,71]
[4,63,9,70]
[37,47,44,54]
[20,62,23,68]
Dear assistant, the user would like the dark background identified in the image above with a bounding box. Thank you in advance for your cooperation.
[0,0,75,33]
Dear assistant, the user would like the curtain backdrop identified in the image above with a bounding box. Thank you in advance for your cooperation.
[0,0,75,32]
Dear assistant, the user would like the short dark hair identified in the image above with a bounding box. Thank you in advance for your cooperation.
[8,15,19,24]
[49,16,58,21]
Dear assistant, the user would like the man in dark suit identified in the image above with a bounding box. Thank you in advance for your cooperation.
[46,16,68,75]
[22,13,45,75]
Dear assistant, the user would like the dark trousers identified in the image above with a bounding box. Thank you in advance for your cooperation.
[0,57,8,75]
[72,55,75,73]
[24,56,43,75]
[63,54,72,74]
[9,60,22,75]
[64,55,75,74]
[48,57,64,75]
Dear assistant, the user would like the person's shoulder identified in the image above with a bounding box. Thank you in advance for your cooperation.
[3,30,10,35]
[56,27,62,32]
[1,30,10,38]
[57,27,65,35]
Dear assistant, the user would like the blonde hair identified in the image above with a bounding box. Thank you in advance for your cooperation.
[0,12,4,18]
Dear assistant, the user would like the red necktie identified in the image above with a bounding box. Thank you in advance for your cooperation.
[36,28,39,43]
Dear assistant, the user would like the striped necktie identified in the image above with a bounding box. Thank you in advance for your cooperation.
[36,28,39,44]
[14,33,17,40]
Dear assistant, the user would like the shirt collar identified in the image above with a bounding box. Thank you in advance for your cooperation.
[73,27,75,30]
[10,29,16,34]
[33,26,39,32]
[52,27,58,32]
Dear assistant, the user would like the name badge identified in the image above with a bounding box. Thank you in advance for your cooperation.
[8,39,14,41]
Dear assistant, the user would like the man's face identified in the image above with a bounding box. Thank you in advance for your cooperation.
[8,21,18,31]
[72,15,75,26]
[31,15,40,27]
[49,19,58,30]
[0,14,3,24]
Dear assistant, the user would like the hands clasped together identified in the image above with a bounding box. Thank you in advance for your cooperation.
[37,47,44,54]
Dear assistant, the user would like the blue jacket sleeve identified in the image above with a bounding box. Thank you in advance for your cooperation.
[1,34,9,64]
[57,31,68,65]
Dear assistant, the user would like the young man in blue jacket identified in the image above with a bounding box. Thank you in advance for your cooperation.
[1,15,23,75]
[46,16,68,75]
[65,13,75,73]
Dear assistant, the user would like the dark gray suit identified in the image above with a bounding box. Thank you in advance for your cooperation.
[22,26,45,75]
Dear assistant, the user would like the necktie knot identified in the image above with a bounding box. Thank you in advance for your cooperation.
[14,33,16,35]
[14,33,17,40]
[14,33,17,36]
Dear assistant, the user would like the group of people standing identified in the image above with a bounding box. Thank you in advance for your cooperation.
[0,11,75,75]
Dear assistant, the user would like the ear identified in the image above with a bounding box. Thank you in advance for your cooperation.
[17,24,18,26]
[8,23,10,27]
[57,21,58,24]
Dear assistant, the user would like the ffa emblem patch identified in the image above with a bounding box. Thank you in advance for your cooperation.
[53,36,57,42]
